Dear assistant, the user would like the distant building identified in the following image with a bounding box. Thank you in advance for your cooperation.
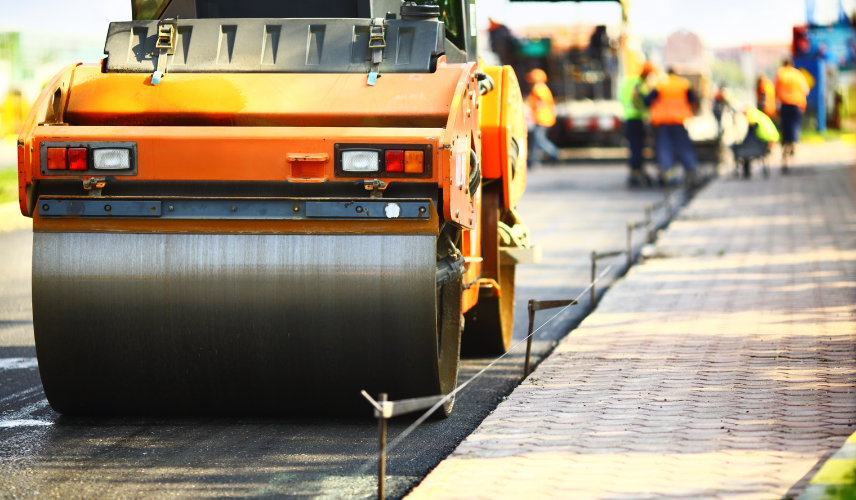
[663,30,706,68]
[714,45,791,79]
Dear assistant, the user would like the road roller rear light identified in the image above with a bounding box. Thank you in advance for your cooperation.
[46,148,67,170]
[93,149,131,170]
[342,150,380,172]
[68,148,88,170]
[336,144,432,178]
[404,150,424,173]
[385,150,404,172]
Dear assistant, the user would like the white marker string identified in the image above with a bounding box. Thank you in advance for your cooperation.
[356,253,624,475]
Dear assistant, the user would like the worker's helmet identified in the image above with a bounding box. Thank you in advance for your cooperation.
[640,61,656,76]
[525,68,548,83]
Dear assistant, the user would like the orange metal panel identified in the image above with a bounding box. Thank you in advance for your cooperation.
[478,66,505,180]
[440,61,479,230]
[28,126,445,184]
[64,66,463,128]
[475,66,527,210]
[18,63,79,215]
[500,67,528,211]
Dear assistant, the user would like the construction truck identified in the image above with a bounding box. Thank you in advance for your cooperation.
[17,0,538,416]
[487,1,630,149]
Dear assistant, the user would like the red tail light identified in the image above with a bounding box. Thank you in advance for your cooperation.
[68,148,88,170]
[385,150,404,172]
[587,117,599,131]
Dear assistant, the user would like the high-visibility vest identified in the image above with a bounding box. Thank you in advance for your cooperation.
[620,76,648,120]
[775,67,810,110]
[528,82,556,127]
[649,75,693,126]
[756,77,776,118]
[746,107,780,143]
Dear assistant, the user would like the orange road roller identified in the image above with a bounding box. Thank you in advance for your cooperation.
[18,0,539,416]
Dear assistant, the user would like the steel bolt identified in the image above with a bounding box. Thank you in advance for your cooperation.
[168,206,174,211]
[418,206,426,214]
[293,205,299,213]
[231,205,237,211]
[41,204,49,211]
[104,205,111,212]
[356,206,364,213]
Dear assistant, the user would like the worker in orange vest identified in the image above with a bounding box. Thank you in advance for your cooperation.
[643,68,699,187]
[756,74,776,119]
[525,68,559,167]
[775,59,810,173]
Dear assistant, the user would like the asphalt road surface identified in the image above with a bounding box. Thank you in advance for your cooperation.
[0,164,675,499]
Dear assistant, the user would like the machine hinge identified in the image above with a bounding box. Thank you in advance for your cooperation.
[152,18,178,85]
[83,177,107,197]
[367,18,386,86]
[356,178,388,198]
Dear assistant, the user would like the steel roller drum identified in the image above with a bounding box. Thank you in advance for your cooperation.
[33,232,440,415]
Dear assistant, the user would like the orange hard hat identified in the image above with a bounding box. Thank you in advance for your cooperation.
[525,68,548,83]
[640,61,656,76]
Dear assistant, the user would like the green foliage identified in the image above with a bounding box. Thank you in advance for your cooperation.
[0,168,18,205]
[825,467,856,500]
[711,59,745,89]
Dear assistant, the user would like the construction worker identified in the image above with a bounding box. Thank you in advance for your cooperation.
[775,59,810,173]
[733,106,780,178]
[756,74,776,119]
[644,68,699,187]
[525,68,559,167]
[712,83,730,137]
[619,61,655,186]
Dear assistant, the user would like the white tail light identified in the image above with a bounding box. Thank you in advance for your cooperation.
[342,151,379,172]
[93,149,131,170]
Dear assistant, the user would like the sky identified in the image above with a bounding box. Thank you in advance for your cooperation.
[476,0,856,47]
[0,0,854,48]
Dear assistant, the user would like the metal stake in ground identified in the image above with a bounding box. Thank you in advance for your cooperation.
[590,250,624,313]
[626,222,633,269]
[361,391,446,500]
[378,393,387,500]
[645,204,654,243]
[525,299,578,377]
[590,250,597,313]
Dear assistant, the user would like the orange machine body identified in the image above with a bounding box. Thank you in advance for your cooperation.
[478,65,527,211]
[18,57,506,312]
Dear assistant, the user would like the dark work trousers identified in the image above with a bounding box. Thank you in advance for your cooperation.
[655,124,698,172]
[779,104,803,145]
[625,118,646,171]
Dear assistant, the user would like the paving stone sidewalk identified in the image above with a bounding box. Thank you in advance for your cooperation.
[408,160,856,500]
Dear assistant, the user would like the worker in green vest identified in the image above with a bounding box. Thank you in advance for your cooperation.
[733,106,780,178]
[620,61,655,187]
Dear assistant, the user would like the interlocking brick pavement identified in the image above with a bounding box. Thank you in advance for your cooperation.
[408,157,856,500]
